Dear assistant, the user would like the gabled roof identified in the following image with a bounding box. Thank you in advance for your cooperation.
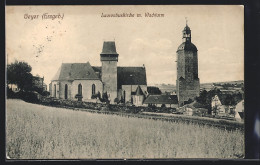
[143,95,178,105]
[101,41,118,55]
[117,67,147,88]
[135,85,144,96]
[52,62,100,81]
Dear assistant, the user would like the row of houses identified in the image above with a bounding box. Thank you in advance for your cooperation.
[211,95,244,120]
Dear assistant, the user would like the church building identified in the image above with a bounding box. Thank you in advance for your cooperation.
[176,23,200,106]
[50,41,147,104]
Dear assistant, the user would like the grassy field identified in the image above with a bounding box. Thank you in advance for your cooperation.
[6,99,244,159]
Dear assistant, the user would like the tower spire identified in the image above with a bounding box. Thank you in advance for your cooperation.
[185,17,188,26]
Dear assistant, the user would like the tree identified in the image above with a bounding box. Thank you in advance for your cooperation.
[195,90,207,106]
[101,92,109,104]
[222,94,236,105]
[7,61,34,91]
[195,89,222,114]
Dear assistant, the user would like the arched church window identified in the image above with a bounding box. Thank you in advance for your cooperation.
[123,90,126,103]
[78,84,82,95]
[65,84,68,99]
[54,84,56,98]
[92,84,96,95]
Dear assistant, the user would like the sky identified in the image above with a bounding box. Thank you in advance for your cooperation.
[6,5,244,86]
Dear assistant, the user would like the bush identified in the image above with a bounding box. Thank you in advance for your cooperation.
[114,98,119,104]
[42,91,50,97]
[101,92,108,103]
[75,94,83,101]
[7,88,17,98]
[91,92,101,99]
[18,91,41,103]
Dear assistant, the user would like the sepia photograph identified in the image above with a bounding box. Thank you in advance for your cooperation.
[6,5,245,159]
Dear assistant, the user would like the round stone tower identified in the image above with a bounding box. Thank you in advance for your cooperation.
[176,23,200,106]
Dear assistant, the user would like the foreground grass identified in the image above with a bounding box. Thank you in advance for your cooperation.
[6,99,244,159]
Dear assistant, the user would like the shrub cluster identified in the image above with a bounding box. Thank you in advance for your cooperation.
[38,97,177,114]
[7,89,41,103]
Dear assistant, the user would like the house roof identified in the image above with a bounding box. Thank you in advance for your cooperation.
[52,62,100,81]
[117,67,147,88]
[143,95,178,105]
[100,41,118,55]
[135,85,144,96]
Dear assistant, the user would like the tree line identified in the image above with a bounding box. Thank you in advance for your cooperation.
[195,89,243,114]
[7,61,49,98]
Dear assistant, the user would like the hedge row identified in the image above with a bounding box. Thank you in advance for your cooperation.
[39,97,177,114]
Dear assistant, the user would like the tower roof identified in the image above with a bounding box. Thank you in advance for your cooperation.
[101,41,118,54]
[183,25,191,31]
[177,42,197,52]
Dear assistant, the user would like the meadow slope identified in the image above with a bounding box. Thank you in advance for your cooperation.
[6,99,244,159]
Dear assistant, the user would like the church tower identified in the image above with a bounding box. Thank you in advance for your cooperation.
[176,22,200,106]
[100,41,118,103]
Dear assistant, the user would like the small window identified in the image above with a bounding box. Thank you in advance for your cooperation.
[92,84,96,95]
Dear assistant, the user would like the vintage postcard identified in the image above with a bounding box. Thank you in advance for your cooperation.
[6,5,244,159]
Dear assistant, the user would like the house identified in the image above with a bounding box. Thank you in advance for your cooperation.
[132,85,145,106]
[50,41,147,105]
[234,100,244,121]
[143,95,178,108]
[211,95,225,115]
[8,84,20,93]
[33,76,47,91]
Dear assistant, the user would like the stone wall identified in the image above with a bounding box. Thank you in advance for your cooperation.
[102,61,117,103]
[176,50,200,106]
[58,80,73,99]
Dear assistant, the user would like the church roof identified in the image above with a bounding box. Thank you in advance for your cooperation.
[143,95,178,105]
[52,63,147,86]
[177,42,197,52]
[135,85,144,96]
[101,41,118,55]
[92,66,102,79]
[52,62,100,81]
[117,67,147,88]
